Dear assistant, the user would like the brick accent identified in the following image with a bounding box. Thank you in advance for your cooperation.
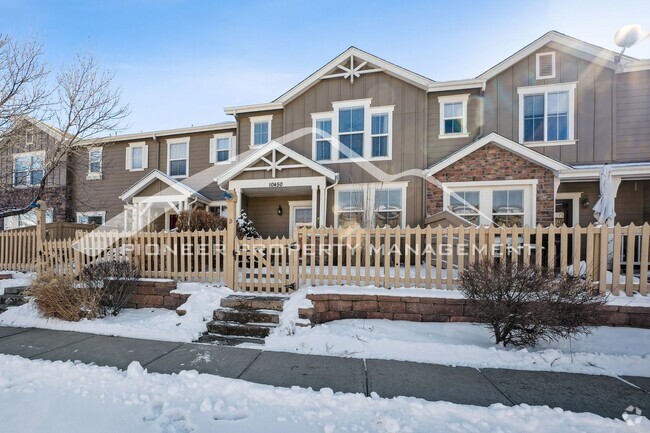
[300,293,650,329]
[124,280,189,312]
[426,143,556,226]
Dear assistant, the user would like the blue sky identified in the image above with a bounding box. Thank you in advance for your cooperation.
[3,0,650,134]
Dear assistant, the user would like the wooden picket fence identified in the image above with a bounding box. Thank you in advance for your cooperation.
[1,222,649,296]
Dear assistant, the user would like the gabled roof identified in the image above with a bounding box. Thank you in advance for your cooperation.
[1,116,73,144]
[119,169,210,202]
[477,31,637,80]
[216,141,338,185]
[425,132,571,177]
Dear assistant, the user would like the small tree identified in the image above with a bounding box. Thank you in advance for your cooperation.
[237,210,260,239]
[176,208,226,232]
[459,260,607,347]
[81,260,141,316]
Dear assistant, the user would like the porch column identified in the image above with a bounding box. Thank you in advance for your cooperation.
[319,185,327,228]
[311,186,318,226]
[236,189,242,216]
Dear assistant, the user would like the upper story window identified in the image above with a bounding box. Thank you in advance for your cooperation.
[87,147,103,180]
[166,137,189,178]
[126,142,149,172]
[76,211,106,225]
[13,151,44,187]
[312,99,394,163]
[334,182,407,228]
[438,94,470,139]
[25,129,35,145]
[209,133,236,164]
[517,82,576,147]
[536,52,556,80]
[250,115,273,147]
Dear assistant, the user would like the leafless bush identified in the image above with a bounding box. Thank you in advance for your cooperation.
[459,260,607,347]
[175,209,226,232]
[81,260,140,316]
[27,271,101,321]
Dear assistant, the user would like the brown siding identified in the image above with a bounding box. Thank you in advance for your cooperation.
[237,110,284,151]
[616,70,650,161]
[245,195,311,238]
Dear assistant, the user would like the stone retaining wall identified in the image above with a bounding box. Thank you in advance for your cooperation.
[125,280,189,312]
[299,294,650,329]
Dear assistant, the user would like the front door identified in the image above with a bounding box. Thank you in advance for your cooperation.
[289,201,313,234]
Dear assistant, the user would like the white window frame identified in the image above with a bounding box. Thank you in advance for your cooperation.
[166,137,190,179]
[289,200,314,232]
[208,200,228,217]
[334,182,408,228]
[76,211,106,225]
[438,94,470,139]
[311,112,334,162]
[536,52,556,80]
[126,141,149,172]
[442,180,537,227]
[12,150,45,187]
[249,114,273,148]
[517,82,577,147]
[87,147,103,180]
[312,99,394,163]
[210,132,236,164]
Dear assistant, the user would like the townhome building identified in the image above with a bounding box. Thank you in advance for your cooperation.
[4,31,650,237]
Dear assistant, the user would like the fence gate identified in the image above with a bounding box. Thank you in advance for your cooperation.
[235,237,297,293]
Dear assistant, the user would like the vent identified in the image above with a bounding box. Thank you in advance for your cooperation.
[536,52,556,79]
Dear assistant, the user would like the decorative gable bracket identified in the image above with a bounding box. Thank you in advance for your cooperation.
[322,55,383,84]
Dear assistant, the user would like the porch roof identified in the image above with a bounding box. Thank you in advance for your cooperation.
[119,169,210,203]
[559,162,650,181]
[215,141,338,185]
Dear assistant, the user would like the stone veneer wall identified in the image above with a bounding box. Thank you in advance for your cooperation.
[125,280,189,312]
[426,143,556,226]
[299,293,650,329]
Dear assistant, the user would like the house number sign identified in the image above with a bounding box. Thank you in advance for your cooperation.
[268,181,284,188]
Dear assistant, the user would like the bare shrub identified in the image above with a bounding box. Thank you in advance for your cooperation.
[27,271,102,321]
[176,209,226,232]
[459,260,607,347]
[81,260,141,316]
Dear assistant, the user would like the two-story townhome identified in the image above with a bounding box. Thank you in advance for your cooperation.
[0,117,72,230]
[57,31,650,237]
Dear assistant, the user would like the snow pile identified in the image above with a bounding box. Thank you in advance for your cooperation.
[0,354,641,432]
[0,282,233,342]
[0,272,34,295]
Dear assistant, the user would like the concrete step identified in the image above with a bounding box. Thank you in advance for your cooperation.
[206,320,275,338]
[196,333,265,346]
[220,295,286,311]
[213,308,280,324]
[3,286,27,295]
[0,274,13,280]
[0,294,27,305]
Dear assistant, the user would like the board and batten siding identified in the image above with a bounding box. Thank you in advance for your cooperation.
[616,69,650,161]
[483,45,615,164]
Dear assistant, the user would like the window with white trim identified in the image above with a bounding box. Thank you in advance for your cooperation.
[518,83,576,146]
[126,142,148,171]
[443,181,535,227]
[88,147,102,179]
[374,188,403,228]
[209,133,236,164]
[76,211,106,225]
[312,99,393,162]
[4,208,53,230]
[536,52,556,80]
[209,204,228,217]
[335,182,407,228]
[167,137,189,178]
[13,151,44,187]
[250,115,272,147]
[438,94,469,138]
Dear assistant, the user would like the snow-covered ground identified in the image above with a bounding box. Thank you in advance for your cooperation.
[0,354,644,433]
[0,282,232,342]
[0,271,34,294]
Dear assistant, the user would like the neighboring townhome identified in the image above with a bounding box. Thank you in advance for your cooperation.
[0,118,72,230]
[68,30,650,237]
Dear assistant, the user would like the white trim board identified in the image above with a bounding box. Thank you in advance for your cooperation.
[119,169,209,203]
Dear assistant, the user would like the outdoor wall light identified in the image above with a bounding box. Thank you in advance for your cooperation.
[277,205,283,216]
[581,195,590,208]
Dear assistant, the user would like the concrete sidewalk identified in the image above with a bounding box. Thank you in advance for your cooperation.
[0,326,648,420]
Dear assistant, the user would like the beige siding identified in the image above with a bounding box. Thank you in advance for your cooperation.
[237,110,284,151]
[616,70,650,161]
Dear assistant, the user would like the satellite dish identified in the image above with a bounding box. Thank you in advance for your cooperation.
[614,24,647,48]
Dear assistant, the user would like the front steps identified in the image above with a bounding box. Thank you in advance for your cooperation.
[198,295,286,346]
[0,278,29,313]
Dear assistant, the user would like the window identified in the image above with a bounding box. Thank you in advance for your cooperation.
[374,188,403,228]
[87,148,102,179]
[314,118,332,161]
[438,94,469,139]
[250,115,273,147]
[492,190,524,227]
[76,211,106,225]
[210,133,235,164]
[4,208,53,230]
[209,204,228,217]
[13,152,44,187]
[126,142,149,171]
[167,138,189,178]
[443,181,536,227]
[448,190,480,224]
[536,52,556,80]
[312,99,393,162]
[335,182,408,228]
[518,83,576,146]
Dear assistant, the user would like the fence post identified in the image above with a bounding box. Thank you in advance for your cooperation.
[35,200,47,273]
[225,194,237,290]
